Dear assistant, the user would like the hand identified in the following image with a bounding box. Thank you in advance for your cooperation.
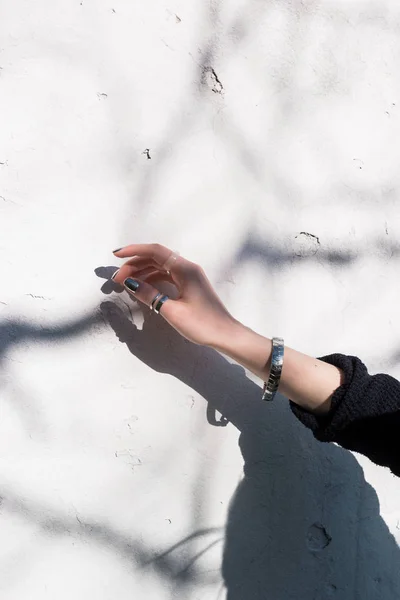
[111,243,237,348]
[110,244,342,415]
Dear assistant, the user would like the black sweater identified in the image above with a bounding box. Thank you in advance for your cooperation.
[290,354,400,477]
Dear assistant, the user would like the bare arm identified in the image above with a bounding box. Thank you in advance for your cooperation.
[212,320,344,415]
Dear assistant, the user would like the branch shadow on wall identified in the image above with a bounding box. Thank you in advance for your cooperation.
[223,231,400,274]
[0,310,105,436]
[0,284,399,596]
[101,300,400,599]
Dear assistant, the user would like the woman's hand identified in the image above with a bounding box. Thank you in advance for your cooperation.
[110,242,344,414]
[111,243,237,348]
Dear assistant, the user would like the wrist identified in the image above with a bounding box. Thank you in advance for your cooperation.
[211,318,273,382]
[209,317,243,350]
[208,316,243,352]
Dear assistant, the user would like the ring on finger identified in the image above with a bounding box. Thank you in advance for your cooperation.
[162,251,180,274]
[153,295,169,315]
[150,292,163,311]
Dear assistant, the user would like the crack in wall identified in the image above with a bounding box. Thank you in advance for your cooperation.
[202,67,223,94]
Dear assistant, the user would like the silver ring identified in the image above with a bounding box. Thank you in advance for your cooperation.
[162,251,180,273]
[153,295,169,314]
[150,292,163,311]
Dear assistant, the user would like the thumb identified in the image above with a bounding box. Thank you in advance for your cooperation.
[123,277,174,317]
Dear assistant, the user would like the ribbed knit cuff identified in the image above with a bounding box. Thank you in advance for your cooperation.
[289,354,369,442]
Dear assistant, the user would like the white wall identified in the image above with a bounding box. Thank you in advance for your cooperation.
[1,0,400,598]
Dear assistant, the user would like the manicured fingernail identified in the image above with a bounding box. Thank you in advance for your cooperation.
[111,269,120,280]
[124,278,140,293]
[113,247,122,254]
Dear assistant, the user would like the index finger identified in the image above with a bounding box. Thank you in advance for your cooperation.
[113,243,172,267]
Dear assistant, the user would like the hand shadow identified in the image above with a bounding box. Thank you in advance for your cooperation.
[100,300,231,426]
[101,299,400,599]
[95,266,125,295]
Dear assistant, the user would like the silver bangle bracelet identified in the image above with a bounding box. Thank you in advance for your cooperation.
[262,337,284,401]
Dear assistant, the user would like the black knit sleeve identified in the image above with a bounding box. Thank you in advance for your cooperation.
[289,354,400,476]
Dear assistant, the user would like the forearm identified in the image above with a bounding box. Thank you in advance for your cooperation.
[212,320,344,415]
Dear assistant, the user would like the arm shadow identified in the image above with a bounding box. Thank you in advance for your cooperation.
[101,300,400,599]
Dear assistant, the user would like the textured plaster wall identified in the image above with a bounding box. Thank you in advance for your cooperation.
[1,0,400,598]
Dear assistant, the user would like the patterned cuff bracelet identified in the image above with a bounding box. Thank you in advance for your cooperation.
[262,337,285,401]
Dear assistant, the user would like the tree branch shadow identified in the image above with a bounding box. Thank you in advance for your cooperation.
[0,486,223,591]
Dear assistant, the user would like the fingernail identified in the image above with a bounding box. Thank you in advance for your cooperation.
[124,278,140,293]
[113,247,122,254]
[111,269,120,280]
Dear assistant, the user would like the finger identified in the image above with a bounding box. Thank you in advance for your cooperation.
[143,270,176,287]
[124,256,160,268]
[113,243,172,266]
[111,260,159,285]
[141,269,181,298]
[123,277,175,319]
[125,266,172,284]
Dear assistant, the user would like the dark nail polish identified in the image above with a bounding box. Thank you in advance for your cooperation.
[111,269,120,280]
[113,247,122,253]
[124,278,140,293]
